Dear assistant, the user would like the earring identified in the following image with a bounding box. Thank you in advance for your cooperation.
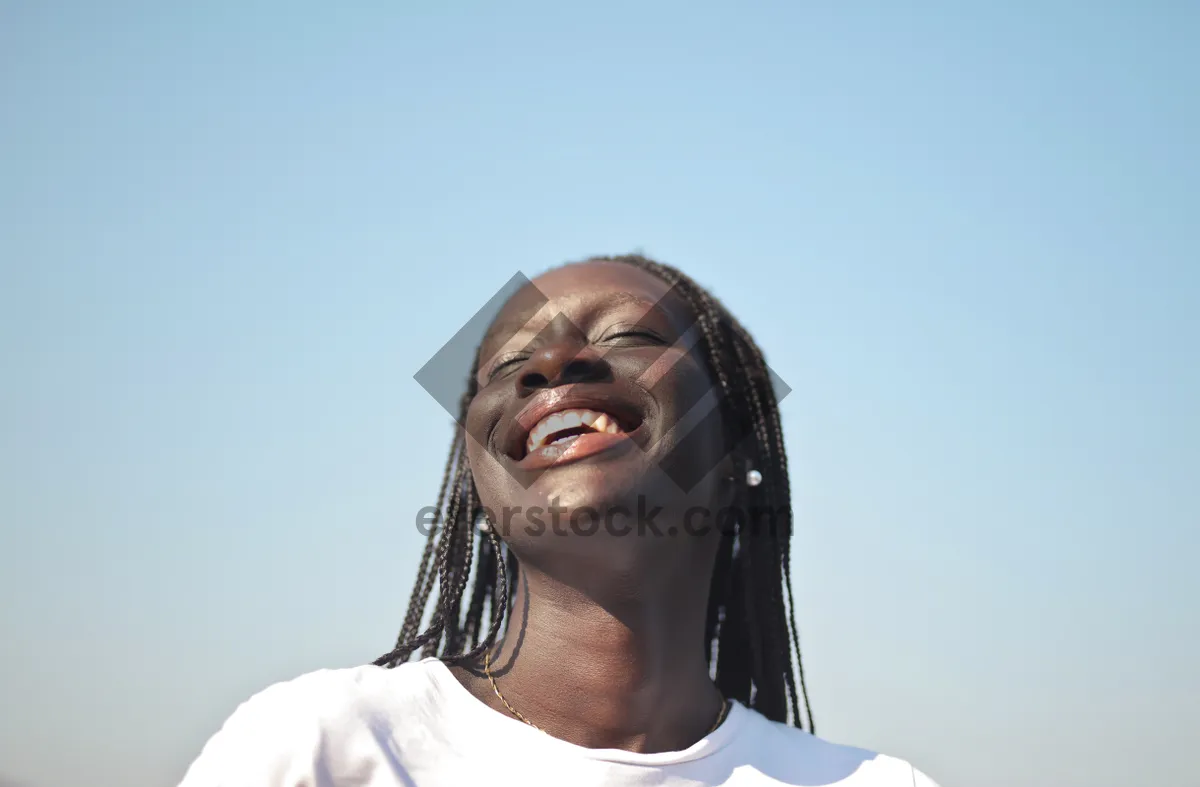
[746,469,762,487]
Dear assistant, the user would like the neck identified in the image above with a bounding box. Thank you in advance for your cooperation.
[456,563,725,752]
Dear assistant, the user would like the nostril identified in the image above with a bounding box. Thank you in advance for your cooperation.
[563,359,592,379]
[520,371,550,389]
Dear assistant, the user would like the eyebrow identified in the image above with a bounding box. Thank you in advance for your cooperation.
[595,292,660,313]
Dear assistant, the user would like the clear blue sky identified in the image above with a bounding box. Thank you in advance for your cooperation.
[1,3,1196,786]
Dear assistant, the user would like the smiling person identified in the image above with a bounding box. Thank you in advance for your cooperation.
[179,255,939,786]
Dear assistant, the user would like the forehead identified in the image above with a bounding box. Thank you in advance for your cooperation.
[480,261,690,352]
[531,260,673,302]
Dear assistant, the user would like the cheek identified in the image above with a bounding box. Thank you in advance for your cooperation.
[463,382,514,449]
[644,353,718,434]
[463,428,506,499]
[636,347,690,389]
[462,395,491,448]
[465,438,525,528]
[461,395,511,505]
[644,356,729,495]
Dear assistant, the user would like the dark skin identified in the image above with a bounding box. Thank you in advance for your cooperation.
[448,261,738,753]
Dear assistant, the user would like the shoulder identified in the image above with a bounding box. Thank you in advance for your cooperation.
[178,661,438,786]
[235,658,441,719]
[215,662,424,730]
[732,707,941,786]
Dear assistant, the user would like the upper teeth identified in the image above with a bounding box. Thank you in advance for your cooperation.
[526,408,622,454]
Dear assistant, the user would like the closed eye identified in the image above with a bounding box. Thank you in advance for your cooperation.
[487,354,528,381]
[601,328,668,345]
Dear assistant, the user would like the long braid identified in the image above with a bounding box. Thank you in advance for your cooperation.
[441,500,477,654]
[758,349,816,731]
[727,323,805,728]
[395,433,461,648]
[377,254,816,732]
[462,522,496,649]
[419,450,473,659]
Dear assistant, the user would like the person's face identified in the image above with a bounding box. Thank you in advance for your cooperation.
[464,261,734,577]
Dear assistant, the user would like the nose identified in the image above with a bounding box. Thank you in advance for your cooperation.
[518,341,610,391]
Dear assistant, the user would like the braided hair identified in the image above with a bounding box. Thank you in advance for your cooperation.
[374,254,815,732]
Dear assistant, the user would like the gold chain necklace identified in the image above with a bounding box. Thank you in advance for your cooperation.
[483,650,731,736]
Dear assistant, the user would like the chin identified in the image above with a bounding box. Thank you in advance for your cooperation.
[529,463,644,509]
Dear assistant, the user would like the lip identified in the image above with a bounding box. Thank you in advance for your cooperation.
[516,430,635,471]
[499,383,648,466]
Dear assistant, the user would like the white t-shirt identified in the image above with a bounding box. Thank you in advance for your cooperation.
[179,658,939,786]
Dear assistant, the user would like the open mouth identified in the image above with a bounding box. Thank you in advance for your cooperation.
[523,408,626,457]
[503,387,647,471]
